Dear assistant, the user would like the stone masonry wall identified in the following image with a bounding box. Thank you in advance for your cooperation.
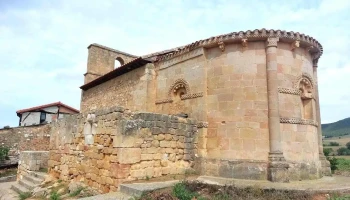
[17,151,49,180]
[0,125,51,157]
[48,106,198,193]
[81,64,155,113]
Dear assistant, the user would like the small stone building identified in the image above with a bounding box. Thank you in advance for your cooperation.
[79,29,330,182]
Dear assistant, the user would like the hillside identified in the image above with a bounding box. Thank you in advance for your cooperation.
[322,117,350,137]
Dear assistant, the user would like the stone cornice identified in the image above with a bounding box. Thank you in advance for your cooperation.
[278,87,301,95]
[156,29,323,62]
[280,117,318,127]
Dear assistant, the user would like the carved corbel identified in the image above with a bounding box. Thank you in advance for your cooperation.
[306,46,314,52]
[241,39,248,47]
[291,40,300,50]
[218,41,225,52]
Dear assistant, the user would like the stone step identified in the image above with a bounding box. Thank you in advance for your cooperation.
[28,171,47,180]
[119,180,179,197]
[19,178,36,190]
[23,174,43,184]
[11,182,30,194]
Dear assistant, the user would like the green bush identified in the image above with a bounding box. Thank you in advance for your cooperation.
[324,148,333,156]
[327,156,338,171]
[346,142,350,150]
[329,142,340,146]
[0,147,9,161]
[337,147,350,155]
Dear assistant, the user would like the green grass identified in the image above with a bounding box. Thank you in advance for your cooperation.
[49,191,60,200]
[18,192,32,200]
[336,158,350,171]
[173,182,200,200]
[69,186,84,197]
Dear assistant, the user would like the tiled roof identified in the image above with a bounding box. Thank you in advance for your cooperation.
[16,102,79,114]
[153,29,323,62]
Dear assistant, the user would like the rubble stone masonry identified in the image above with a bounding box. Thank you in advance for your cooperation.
[48,106,201,193]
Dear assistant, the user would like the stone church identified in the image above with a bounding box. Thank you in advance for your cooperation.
[78,29,330,182]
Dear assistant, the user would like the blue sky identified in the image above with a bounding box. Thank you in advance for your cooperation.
[0,0,349,127]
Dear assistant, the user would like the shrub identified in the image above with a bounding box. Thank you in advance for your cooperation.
[0,147,9,161]
[327,156,338,171]
[329,142,340,146]
[337,147,350,155]
[346,142,350,150]
[324,148,333,156]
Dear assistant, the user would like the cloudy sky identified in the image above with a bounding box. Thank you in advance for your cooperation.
[0,0,349,127]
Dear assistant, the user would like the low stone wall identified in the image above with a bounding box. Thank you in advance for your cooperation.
[0,124,51,157]
[17,151,49,180]
[48,106,198,193]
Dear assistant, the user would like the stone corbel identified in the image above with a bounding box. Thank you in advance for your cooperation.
[306,46,314,52]
[291,40,300,50]
[218,40,225,52]
[241,39,248,47]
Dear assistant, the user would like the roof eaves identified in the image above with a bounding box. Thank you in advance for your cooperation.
[80,57,153,91]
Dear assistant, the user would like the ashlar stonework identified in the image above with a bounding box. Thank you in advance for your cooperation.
[49,29,331,193]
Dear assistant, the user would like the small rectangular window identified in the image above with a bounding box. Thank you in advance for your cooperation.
[40,112,46,123]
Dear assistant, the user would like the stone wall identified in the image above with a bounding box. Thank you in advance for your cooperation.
[0,124,51,156]
[17,151,49,180]
[84,44,138,84]
[81,64,156,113]
[48,106,199,193]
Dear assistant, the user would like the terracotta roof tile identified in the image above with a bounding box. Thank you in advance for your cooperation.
[16,102,79,114]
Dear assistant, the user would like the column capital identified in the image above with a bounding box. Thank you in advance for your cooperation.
[266,37,279,48]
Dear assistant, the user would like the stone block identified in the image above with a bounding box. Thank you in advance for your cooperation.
[113,135,143,148]
[117,148,141,164]
[110,163,131,178]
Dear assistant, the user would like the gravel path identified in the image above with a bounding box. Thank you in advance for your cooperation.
[0,181,18,200]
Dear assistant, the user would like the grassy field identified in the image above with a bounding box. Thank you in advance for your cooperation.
[323,134,350,157]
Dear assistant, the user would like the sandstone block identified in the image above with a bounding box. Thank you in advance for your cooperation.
[117,148,141,164]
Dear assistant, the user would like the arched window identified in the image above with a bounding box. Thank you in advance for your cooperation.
[299,77,313,119]
[168,79,190,100]
[114,57,124,69]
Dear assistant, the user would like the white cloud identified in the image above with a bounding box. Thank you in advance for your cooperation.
[0,0,349,126]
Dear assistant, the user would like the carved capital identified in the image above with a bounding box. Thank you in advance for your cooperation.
[266,37,279,48]
[218,41,225,52]
[291,40,300,50]
[241,39,248,47]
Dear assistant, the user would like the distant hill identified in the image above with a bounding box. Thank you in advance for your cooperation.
[322,117,350,137]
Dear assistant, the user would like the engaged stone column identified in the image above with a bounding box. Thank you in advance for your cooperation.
[313,59,331,176]
[266,37,289,182]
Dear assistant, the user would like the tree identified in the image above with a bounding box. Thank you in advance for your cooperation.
[323,148,333,156]
[337,147,350,155]
[346,141,350,150]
